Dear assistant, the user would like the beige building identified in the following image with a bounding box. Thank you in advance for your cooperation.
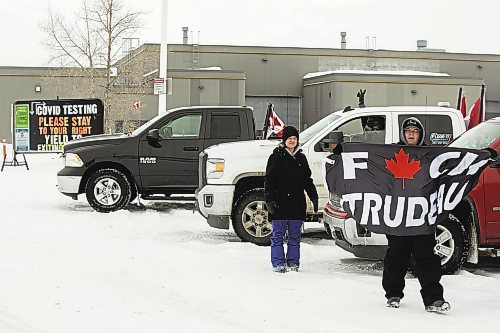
[1,42,500,142]
[301,70,483,128]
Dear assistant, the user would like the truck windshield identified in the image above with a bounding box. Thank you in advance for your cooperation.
[449,122,500,149]
[131,112,170,136]
[299,113,342,145]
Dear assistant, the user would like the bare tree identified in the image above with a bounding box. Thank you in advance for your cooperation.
[41,0,155,132]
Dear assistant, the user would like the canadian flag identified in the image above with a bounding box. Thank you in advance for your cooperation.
[132,100,141,110]
[460,95,467,118]
[466,97,482,130]
[264,104,285,139]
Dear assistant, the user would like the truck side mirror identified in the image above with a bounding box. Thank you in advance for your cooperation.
[147,129,163,148]
[321,131,344,153]
[147,129,161,141]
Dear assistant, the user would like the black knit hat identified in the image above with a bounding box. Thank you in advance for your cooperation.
[282,126,299,142]
[402,117,423,133]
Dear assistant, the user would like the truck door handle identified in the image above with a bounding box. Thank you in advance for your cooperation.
[183,146,199,151]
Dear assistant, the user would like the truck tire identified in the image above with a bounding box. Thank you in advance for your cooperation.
[324,222,333,239]
[232,189,272,246]
[408,213,469,275]
[435,214,469,275]
[85,168,132,213]
[129,182,138,203]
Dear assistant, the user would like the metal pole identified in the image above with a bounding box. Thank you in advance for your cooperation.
[480,84,486,123]
[456,87,462,110]
[158,0,168,115]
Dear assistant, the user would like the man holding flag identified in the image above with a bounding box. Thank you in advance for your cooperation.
[383,117,448,312]
[324,117,494,313]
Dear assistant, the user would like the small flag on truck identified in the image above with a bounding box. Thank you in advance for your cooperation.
[263,103,285,139]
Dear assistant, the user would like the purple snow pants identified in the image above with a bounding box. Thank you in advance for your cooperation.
[271,220,303,268]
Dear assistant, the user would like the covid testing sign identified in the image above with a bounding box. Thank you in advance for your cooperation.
[12,99,104,153]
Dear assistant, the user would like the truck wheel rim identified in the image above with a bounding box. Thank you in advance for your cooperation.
[434,224,455,265]
[94,178,122,206]
[241,200,272,238]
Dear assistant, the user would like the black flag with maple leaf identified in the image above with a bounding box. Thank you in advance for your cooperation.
[324,143,492,236]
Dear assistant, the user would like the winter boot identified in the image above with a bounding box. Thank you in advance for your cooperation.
[273,265,288,273]
[425,300,451,313]
[289,265,299,272]
[386,297,401,308]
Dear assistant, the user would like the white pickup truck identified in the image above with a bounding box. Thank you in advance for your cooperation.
[195,106,466,245]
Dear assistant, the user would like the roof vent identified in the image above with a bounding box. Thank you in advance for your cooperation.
[417,40,428,50]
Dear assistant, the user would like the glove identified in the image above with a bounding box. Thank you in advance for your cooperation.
[267,201,278,215]
[312,198,319,213]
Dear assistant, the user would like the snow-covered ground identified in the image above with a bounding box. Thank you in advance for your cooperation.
[1,152,499,332]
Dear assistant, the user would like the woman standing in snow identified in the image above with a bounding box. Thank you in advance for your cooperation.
[264,126,318,273]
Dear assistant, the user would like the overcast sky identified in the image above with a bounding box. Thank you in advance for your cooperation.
[2,0,500,67]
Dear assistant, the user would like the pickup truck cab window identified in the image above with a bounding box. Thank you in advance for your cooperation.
[337,115,386,143]
[159,114,202,139]
[398,114,453,145]
[131,113,164,136]
[211,113,241,139]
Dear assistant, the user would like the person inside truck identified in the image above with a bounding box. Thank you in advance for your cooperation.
[363,116,385,132]
[362,116,386,143]
[383,116,451,313]
[264,126,318,273]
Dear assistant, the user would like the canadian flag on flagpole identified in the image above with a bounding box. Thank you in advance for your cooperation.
[466,84,486,130]
[466,98,481,129]
[132,100,141,110]
[263,104,285,139]
[460,95,467,118]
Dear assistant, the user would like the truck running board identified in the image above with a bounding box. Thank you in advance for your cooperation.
[140,194,196,201]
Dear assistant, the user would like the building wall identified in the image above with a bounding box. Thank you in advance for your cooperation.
[165,69,245,116]
[167,44,500,104]
[301,74,483,127]
[3,43,500,142]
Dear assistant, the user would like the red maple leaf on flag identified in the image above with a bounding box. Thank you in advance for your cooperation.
[385,148,421,189]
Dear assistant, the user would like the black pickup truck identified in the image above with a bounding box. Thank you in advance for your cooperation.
[57,106,255,212]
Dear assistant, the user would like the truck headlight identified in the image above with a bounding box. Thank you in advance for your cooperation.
[65,153,84,167]
[207,158,225,178]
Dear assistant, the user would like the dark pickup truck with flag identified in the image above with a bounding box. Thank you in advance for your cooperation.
[57,106,256,212]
